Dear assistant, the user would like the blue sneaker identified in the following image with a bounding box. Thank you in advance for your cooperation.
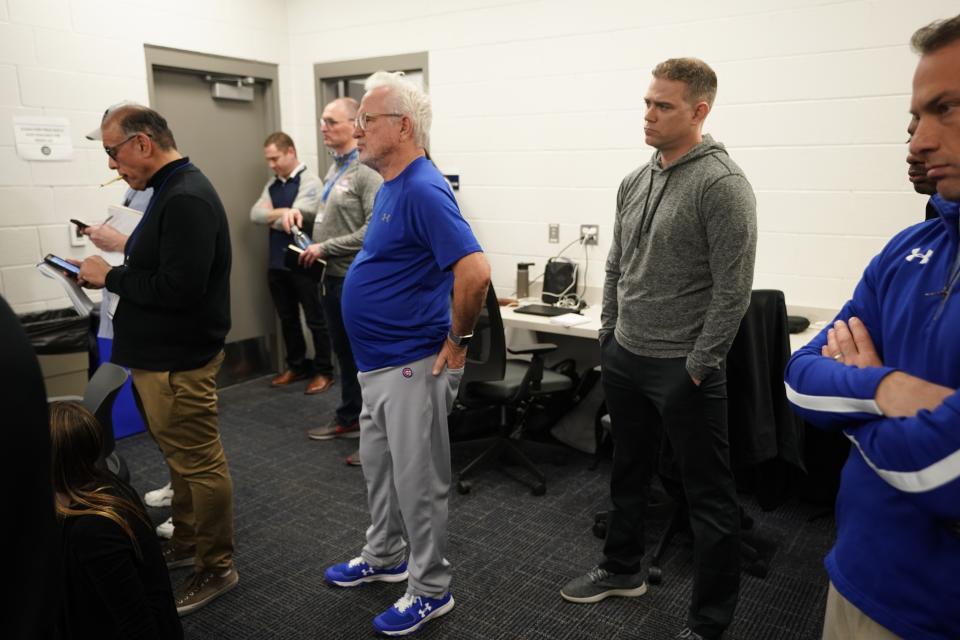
[372,592,455,636]
[324,557,408,587]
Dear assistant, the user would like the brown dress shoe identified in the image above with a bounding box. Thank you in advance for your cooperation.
[271,370,308,387]
[304,374,335,395]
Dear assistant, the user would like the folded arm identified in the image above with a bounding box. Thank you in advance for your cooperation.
[845,390,960,519]
[250,180,284,229]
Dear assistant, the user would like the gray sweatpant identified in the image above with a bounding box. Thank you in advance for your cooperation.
[358,354,463,598]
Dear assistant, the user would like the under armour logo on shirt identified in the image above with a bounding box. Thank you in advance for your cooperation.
[905,248,933,264]
[381,212,393,223]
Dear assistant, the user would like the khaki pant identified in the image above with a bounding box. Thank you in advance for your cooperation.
[132,351,234,571]
[822,583,901,640]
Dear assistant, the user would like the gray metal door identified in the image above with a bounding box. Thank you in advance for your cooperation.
[152,66,275,384]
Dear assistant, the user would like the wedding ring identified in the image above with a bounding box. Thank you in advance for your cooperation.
[832,353,843,361]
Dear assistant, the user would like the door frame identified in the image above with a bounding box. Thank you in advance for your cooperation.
[145,45,281,124]
[313,52,428,176]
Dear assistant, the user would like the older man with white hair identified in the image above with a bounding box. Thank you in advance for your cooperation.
[322,71,490,636]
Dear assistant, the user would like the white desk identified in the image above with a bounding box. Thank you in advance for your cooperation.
[499,299,836,454]
[499,303,601,340]
[499,303,602,373]
[787,306,838,354]
[502,301,835,355]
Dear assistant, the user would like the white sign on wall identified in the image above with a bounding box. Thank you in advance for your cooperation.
[13,116,74,161]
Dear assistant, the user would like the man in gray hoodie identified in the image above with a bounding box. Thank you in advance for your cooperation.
[561,58,757,640]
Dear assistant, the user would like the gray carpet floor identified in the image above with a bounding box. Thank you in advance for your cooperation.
[116,376,834,639]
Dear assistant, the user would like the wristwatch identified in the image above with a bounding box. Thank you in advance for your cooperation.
[448,330,473,348]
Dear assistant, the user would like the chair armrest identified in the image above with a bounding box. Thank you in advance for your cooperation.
[507,342,557,356]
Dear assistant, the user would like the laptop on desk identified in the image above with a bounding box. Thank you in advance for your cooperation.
[513,303,579,317]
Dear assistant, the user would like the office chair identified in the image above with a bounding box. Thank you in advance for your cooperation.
[455,283,574,496]
[50,362,131,481]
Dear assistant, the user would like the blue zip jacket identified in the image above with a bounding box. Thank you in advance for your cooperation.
[785,195,960,640]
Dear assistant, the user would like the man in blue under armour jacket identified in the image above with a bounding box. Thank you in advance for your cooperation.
[785,15,960,640]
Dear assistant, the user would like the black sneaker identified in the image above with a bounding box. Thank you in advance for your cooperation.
[560,566,647,603]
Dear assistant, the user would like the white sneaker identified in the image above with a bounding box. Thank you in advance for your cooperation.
[156,517,174,539]
[144,482,173,508]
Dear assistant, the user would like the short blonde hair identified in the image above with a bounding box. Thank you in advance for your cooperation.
[652,57,718,108]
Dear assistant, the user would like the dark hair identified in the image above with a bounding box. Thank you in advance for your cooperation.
[49,402,151,557]
[911,14,960,54]
[111,106,177,151]
[652,57,718,108]
[264,131,295,152]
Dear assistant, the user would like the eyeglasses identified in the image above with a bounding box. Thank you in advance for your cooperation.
[104,134,139,160]
[354,112,403,131]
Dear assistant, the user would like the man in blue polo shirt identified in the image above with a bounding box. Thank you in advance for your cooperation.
[324,71,490,637]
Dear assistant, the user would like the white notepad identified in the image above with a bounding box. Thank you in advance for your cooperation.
[101,204,144,266]
[549,313,592,327]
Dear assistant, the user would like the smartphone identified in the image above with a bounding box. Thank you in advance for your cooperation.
[70,218,89,231]
[44,253,81,278]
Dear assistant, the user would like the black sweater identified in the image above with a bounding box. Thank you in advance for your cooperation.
[59,481,183,639]
[106,158,231,371]
[1,295,60,640]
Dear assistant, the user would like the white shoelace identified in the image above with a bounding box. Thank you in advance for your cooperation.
[392,593,417,613]
[347,557,365,568]
[587,566,611,582]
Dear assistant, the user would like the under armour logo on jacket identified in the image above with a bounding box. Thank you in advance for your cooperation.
[905,248,933,264]
[381,212,393,223]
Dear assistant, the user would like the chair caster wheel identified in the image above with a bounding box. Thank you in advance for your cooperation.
[531,483,546,496]
[647,566,662,585]
[456,481,471,495]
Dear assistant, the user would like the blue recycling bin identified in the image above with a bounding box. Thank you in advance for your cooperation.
[96,336,146,439]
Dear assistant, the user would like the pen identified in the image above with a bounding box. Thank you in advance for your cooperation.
[99,175,124,187]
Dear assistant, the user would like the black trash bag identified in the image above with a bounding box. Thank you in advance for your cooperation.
[19,308,91,355]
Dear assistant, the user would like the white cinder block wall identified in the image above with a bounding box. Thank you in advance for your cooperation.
[3,0,957,315]
[285,0,956,310]
[0,0,288,313]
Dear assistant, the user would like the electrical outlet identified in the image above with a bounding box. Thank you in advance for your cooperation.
[548,223,560,243]
[69,224,87,247]
[580,224,599,245]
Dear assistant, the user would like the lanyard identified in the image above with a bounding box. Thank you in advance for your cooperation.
[125,161,193,262]
[636,165,671,246]
[322,149,358,203]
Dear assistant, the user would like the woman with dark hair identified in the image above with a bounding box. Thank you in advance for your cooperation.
[50,401,182,639]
